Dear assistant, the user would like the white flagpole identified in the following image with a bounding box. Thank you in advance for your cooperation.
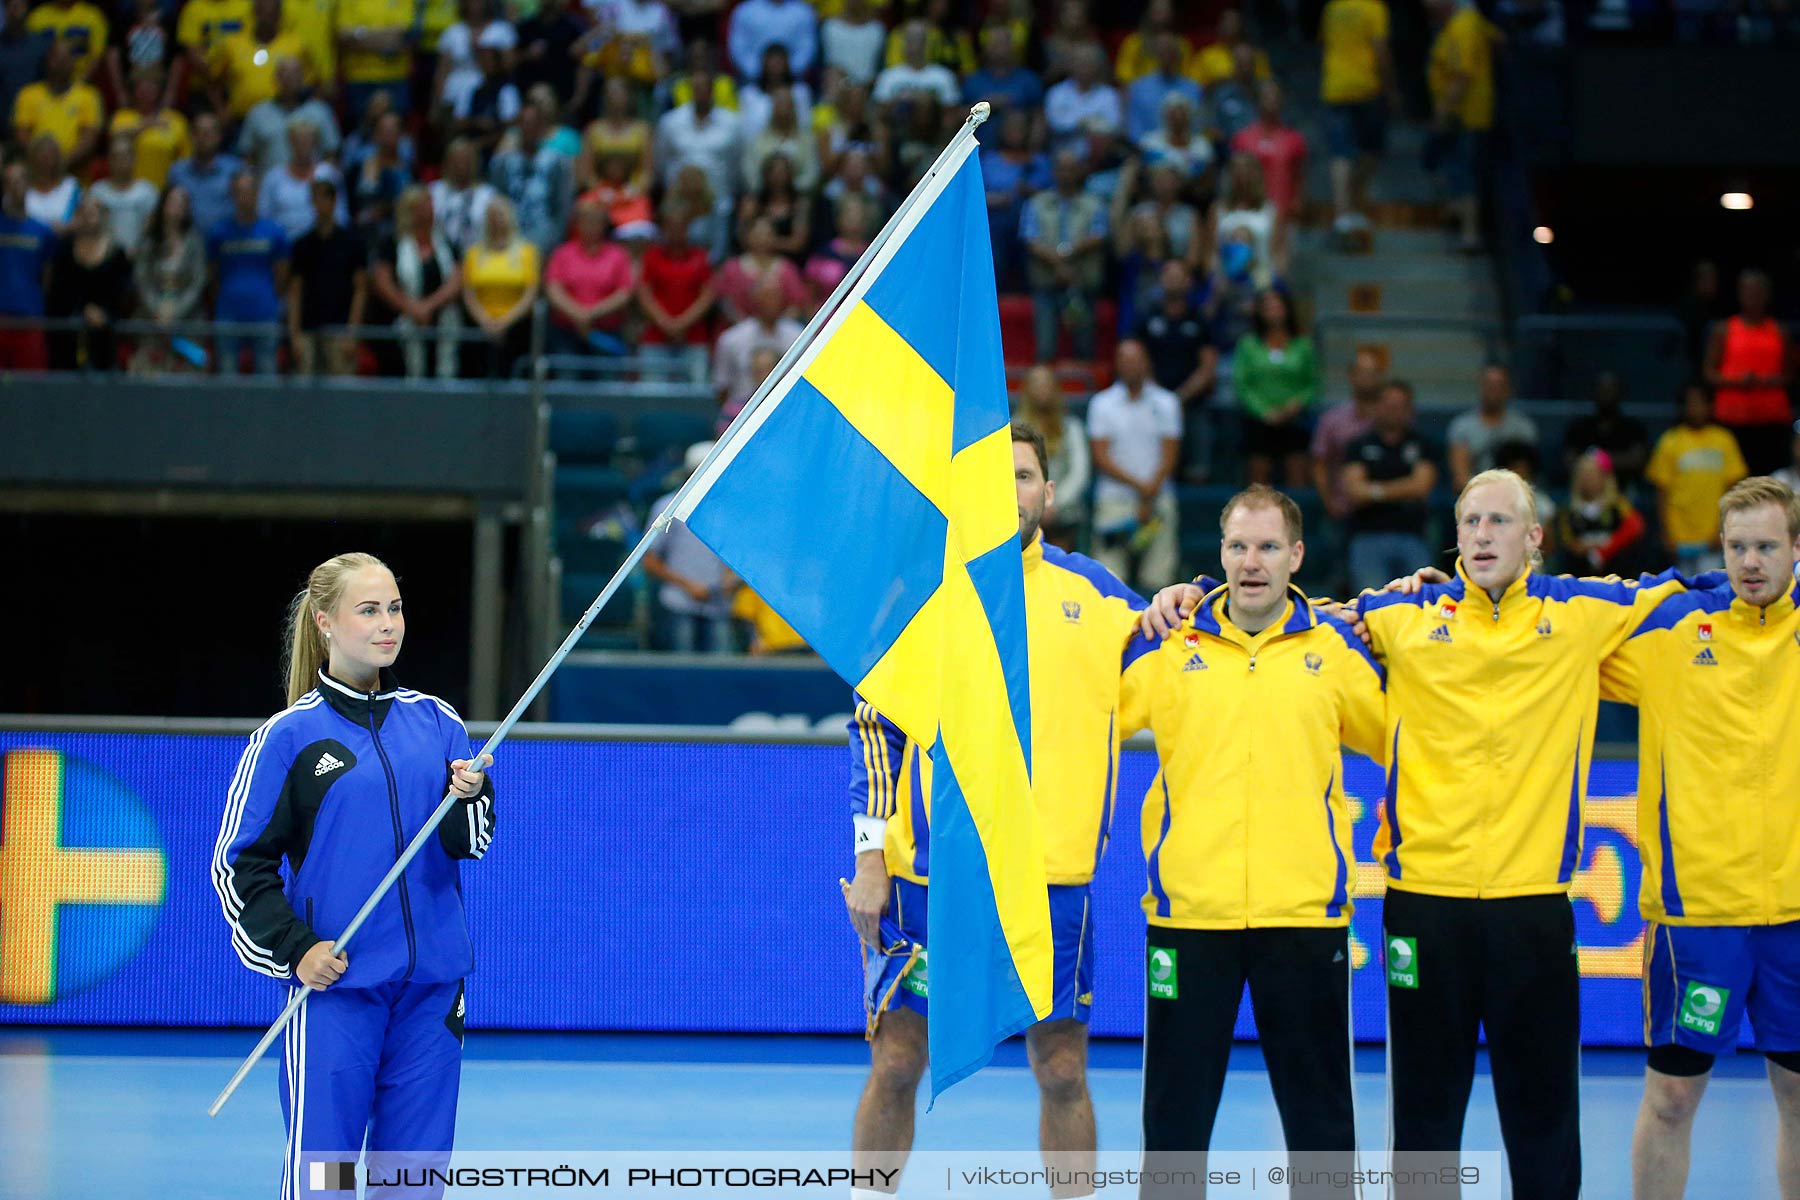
[206,102,993,1117]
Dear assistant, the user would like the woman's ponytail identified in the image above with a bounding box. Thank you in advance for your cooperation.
[281,552,389,705]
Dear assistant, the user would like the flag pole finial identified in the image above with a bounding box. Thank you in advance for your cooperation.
[970,101,991,127]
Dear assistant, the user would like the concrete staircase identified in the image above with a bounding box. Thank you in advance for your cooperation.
[1272,69,1507,413]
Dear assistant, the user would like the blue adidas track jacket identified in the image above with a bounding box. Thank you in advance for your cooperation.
[212,669,496,988]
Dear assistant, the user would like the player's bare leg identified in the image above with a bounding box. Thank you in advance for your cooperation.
[1027,1017,1096,1198]
[1630,1067,1709,1200]
[1768,1057,1800,1199]
[853,1005,928,1192]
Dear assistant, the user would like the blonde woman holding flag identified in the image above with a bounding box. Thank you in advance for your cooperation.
[212,552,493,1198]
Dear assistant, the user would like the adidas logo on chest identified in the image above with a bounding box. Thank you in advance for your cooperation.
[314,752,347,777]
[1182,652,1208,672]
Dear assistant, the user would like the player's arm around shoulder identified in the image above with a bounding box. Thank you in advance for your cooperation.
[1317,612,1389,763]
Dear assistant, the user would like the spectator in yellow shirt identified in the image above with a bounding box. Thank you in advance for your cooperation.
[461,195,539,378]
[210,0,313,117]
[335,0,414,120]
[177,0,252,88]
[1115,0,1193,84]
[281,0,337,88]
[110,65,192,188]
[1187,9,1269,88]
[1319,0,1392,234]
[1648,383,1751,575]
[25,0,109,80]
[1426,0,1501,251]
[733,585,808,654]
[12,41,102,166]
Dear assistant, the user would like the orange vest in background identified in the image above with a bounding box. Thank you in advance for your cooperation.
[1715,315,1791,425]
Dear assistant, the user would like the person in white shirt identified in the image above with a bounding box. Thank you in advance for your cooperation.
[726,0,816,82]
[871,21,959,112]
[711,278,800,418]
[736,42,814,143]
[585,0,679,63]
[433,0,517,117]
[88,134,159,254]
[1087,338,1182,590]
[1044,44,1122,153]
[656,72,742,203]
[428,137,496,256]
[1775,424,1800,493]
[257,119,347,240]
[821,0,885,85]
[238,57,344,177]
[23,135,80,234]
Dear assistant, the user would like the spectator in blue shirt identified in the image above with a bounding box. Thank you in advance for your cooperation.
[0,161,54,370]
[963,25,1043,121]
[207,169,289,375]
[168,113,243,242]
[1126,34,1203,140]
[1020,149,1109,362]
[727,0,816,83]
[978,107,1050,291]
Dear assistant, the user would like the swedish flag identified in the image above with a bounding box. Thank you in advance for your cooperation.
[675,119,1049,1095]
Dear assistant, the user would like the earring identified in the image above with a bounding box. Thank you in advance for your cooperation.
[324,632,332,639]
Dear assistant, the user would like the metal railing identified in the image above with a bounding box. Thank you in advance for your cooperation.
[1514,312,1690,403]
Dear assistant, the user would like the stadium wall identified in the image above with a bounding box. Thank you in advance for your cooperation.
[0,725,1692,1047]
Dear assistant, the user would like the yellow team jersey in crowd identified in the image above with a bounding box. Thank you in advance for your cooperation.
[669,73,739,111]
[1357,561,1691,899]
[1114,32,1196,84]
[850,535,1144,887]
[1119,587,1388,929]
[1428,6,1499,131]
[881,24,974,75]
[111,108,192,187]
[1319,0,1388,104]
[1602,575,1800,925]
[177,0,253,57]
[12,81,102,158]
[732,587,808,654]
[213,31,315,116]
[283,0,339,80]
[336,0,412,83]
[25,1,109,79]
[1646,425,1749,547]
[1187,41,1271,88]
[463,242,540,319]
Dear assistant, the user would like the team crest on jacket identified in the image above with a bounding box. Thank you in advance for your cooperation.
[1304,652,1323,675]
[1183,631,1201,649]
[1062,600,1081,623]
[1439,599,1458,619]
[1697,623,1713,641]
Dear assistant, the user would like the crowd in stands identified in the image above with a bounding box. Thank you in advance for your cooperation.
[0,0,1791,654]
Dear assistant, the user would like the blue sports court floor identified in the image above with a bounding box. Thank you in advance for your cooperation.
[0,1031,1780,1198]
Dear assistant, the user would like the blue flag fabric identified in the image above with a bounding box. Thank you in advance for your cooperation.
[676,134,1050,1096]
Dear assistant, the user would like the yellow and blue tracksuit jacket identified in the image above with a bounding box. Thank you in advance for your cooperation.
[1118,585,1388,928]
[847,535,1146,885]
[1356,559,1695,898]
[1602,573,1800,925]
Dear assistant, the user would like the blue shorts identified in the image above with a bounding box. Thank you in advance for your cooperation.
[863,878,1094,1036]
[1327,99,1388,158]
[1645,920,1800,1055]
